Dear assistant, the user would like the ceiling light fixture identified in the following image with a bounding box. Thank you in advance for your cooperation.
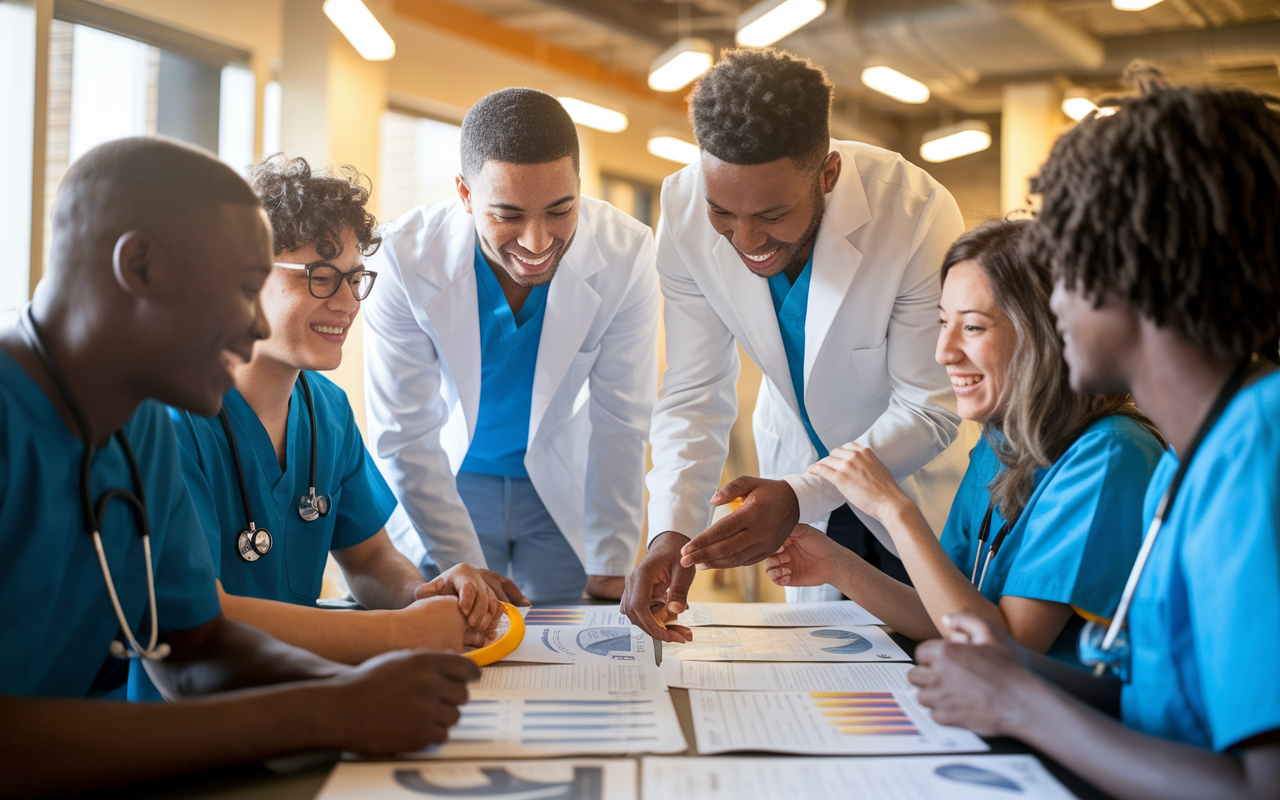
[558,97,629,133]
[861,65,930,104]
[1062,87,1098,121]
[1112,0,1164,10]
[323,0,396,61]
[736,0,826,47]
[648,38,714,92]
[920,120,992,163]
[648,135,701,164]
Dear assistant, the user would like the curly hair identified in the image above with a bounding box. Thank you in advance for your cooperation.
[1025,67,1280,364]
[943,220,1161,522]
[461,88,579,178]
[249,154,380,259]
[689,47,831,168]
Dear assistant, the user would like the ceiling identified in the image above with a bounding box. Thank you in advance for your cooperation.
[443,0,1280,145]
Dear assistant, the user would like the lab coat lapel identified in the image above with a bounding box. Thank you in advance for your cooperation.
[713,235,798,411]
[528,217,604,445]
[418,210,482,440]
[804,152,872,388]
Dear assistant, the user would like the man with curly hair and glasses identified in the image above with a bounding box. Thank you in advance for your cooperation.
[129,155,525,702]
[624,48,969,641]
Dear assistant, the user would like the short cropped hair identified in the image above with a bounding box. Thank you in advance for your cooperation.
[249,154,380,259]
[1026,68,1280,363]
[460,88,580,178]
[689,48,832,168]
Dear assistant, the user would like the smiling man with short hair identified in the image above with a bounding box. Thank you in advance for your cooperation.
[624,48,971,641]
[364,87,659,603]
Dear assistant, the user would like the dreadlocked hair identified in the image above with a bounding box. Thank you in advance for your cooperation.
[1025,65,1280,364]
[944,219,1163,523]
[249,154,381,259]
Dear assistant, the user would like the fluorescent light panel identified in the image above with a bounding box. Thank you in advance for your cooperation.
[920,120,991,163]
[648,135,700,164]
[649,38,713,92]
[559,97,628,133]
[323,0,395,61]
[1112,0,1164,9]
[1062,96,1097,121]
[736,0,826,47]
[861,66,930,104]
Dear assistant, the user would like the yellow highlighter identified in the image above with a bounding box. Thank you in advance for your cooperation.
[463,602,526,666]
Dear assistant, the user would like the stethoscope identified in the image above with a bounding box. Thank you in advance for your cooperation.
[220,371,329,563]
[969,502,1014,593]
[19,309,169,661]
[1080,356,1254,678]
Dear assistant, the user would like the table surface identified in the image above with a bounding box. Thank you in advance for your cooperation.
[111,621,1116,800]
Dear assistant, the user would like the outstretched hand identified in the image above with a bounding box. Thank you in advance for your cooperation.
[807,443,911,522]
[678,477,800,570]
[764,524,844,587]
[620,532,695,644]
[909,612,1039,737]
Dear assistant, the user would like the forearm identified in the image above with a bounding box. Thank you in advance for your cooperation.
[883,501,1013,639]
[0,686,337,798]
[826,544,937,641]
[1010,679,1263,800]
[343,551,422,610]
[217,594,454,666]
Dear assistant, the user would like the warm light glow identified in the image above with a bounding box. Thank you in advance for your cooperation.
[1062,95,1098,121]
[1112,0,1164,10]
[558,97,628,133]
[649,39,713,92]
[323,0,395,61]
[860,66,930,104]
[736,0,826,47]
[648,135,700,164]
[920,120,992,163]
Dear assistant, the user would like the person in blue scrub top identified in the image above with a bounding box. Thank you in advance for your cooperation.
[364,89,658,603]
[0,138,477,798]
[765,219,1165,665]
[140,156,526,697]
[907,74,1280,799]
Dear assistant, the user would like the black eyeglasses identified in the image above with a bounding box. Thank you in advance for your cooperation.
[273,261,378,300]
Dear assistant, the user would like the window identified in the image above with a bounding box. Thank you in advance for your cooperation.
[378,109,463,224]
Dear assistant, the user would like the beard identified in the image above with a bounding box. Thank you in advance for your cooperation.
[762,177,825,280]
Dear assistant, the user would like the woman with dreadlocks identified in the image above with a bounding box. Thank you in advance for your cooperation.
[907,72,1280,799]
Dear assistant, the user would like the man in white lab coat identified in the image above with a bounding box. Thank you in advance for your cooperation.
[363,88,658,602]
[623,49,969,639]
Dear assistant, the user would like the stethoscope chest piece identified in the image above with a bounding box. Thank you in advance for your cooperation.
[236,525,273,562]
[298,491,329,522]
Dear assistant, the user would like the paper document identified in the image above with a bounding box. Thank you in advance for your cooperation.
[508,624,653,665]
[520,605,633,627]
[667,625,908,662]
[663,661,914,691]
[688,689,987,755]
[317,759,637,800]
[677,601,881,627]
[402,691,686,759]
[477,662,666,695]
[641,755,1077,800]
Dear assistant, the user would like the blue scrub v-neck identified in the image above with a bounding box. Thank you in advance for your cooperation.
[767,251,828,459]
[461,241,550,477]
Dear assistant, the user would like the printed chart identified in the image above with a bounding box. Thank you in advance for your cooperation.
[318,758,637,800]
[641,755,1078,800]
[688,690,987,755]
[677,601,881,628]
[508,624,654,665]
[521,606,633,627]
[663,661,915,692]
[667,625,908,663]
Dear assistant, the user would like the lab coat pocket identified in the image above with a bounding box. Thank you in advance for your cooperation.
[565,345,602,418]
[850,339,891,405]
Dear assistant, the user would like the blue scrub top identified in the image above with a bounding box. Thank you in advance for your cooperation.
[766,251,827,459]
[460,241,550,478]
[1122,370,1280,751]
[170,372,396,605]
[940,415,1164,665]
[0,349,220,698]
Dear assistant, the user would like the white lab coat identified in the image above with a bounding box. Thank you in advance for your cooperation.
[647,140,971,573]
[363,195,659,576]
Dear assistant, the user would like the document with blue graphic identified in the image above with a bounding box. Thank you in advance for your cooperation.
[318,758,637,800]
[666,625,909,662]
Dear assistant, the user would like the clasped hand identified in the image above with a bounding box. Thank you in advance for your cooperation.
[415,563,530,641]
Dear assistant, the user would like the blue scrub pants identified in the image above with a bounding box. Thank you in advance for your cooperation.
[453,470,588,603]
